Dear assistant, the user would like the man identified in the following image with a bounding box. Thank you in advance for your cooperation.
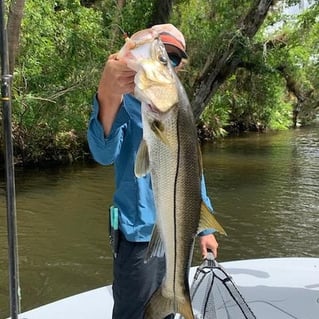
[87,24,219,319]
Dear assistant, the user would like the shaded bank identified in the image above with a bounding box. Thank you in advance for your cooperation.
[1,120,318,168]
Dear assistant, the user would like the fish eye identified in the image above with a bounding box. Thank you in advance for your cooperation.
[158,54,168,65]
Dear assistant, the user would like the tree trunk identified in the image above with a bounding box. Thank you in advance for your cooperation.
[277,65,315,127]
[7,0,26,74]
[109,0,126,48]
[148,0,173,26]
[191,0,274,120]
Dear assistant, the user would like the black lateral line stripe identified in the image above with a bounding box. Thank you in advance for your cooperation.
[173,110,181,310]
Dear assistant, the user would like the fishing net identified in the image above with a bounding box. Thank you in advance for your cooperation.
[177,253,256,319]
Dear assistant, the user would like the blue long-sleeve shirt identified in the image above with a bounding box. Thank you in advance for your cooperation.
[87,94,214,242]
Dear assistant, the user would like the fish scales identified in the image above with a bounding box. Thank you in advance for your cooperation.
[141,80,204,319]
[143,94,202,302]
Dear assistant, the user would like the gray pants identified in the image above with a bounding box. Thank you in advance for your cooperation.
[112,234,174,319]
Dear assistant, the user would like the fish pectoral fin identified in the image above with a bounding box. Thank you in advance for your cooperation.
[144,287,194,319]
[198,202,227,235]
[144,224,165,262]
[151,120,170,145]
[134,139,150,177]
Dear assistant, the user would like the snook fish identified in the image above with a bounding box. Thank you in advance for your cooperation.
[118,26,226,319]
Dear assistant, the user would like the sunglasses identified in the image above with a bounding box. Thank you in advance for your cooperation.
[167,53,182,67]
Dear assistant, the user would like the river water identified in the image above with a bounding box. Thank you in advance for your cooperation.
[0,125,318,317]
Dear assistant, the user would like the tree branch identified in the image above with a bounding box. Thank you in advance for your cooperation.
[191,0,274,120]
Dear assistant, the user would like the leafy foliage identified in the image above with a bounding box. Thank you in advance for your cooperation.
[2,0,318,166]
[12,0,106,164]
[173,0,318,134]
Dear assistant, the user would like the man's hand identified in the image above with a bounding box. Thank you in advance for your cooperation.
[97,54,136,136]
[98,53,136,98]
[198,233,219,259]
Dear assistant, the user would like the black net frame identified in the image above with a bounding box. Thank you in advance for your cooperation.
[189,253,256,319]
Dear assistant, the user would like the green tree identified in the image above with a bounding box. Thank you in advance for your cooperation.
[174,0,318,133]
[12,0,106,164]
[1,0,318,166]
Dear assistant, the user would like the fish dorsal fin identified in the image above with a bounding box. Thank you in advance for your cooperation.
[198,202,227,235]
[134,139,150,177]
[151,120,170,145]
[144,224,165,262]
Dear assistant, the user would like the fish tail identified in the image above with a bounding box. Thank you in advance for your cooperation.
[144,287,194,319]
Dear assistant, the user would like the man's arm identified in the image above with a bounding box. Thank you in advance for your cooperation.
[198,174,220,258]
[87,54,136,165]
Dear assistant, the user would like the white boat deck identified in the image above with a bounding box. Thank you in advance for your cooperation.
[13,257,319,319]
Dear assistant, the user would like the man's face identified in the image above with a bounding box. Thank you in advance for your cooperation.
[164,45,185,71]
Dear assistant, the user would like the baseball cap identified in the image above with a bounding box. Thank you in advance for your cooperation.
[151,24,188,59]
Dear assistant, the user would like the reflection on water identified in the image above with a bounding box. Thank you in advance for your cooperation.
[0,164,115,317]
[199,127,319,263]
[1,126,318,317]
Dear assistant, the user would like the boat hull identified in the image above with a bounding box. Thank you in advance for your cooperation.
[12,257,319,319]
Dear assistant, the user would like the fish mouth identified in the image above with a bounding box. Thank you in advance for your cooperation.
[147,103,161,114]
[146,102,175,115]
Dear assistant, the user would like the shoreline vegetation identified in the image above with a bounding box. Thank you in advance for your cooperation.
[0,121,315,169]
[1,1,318,168]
